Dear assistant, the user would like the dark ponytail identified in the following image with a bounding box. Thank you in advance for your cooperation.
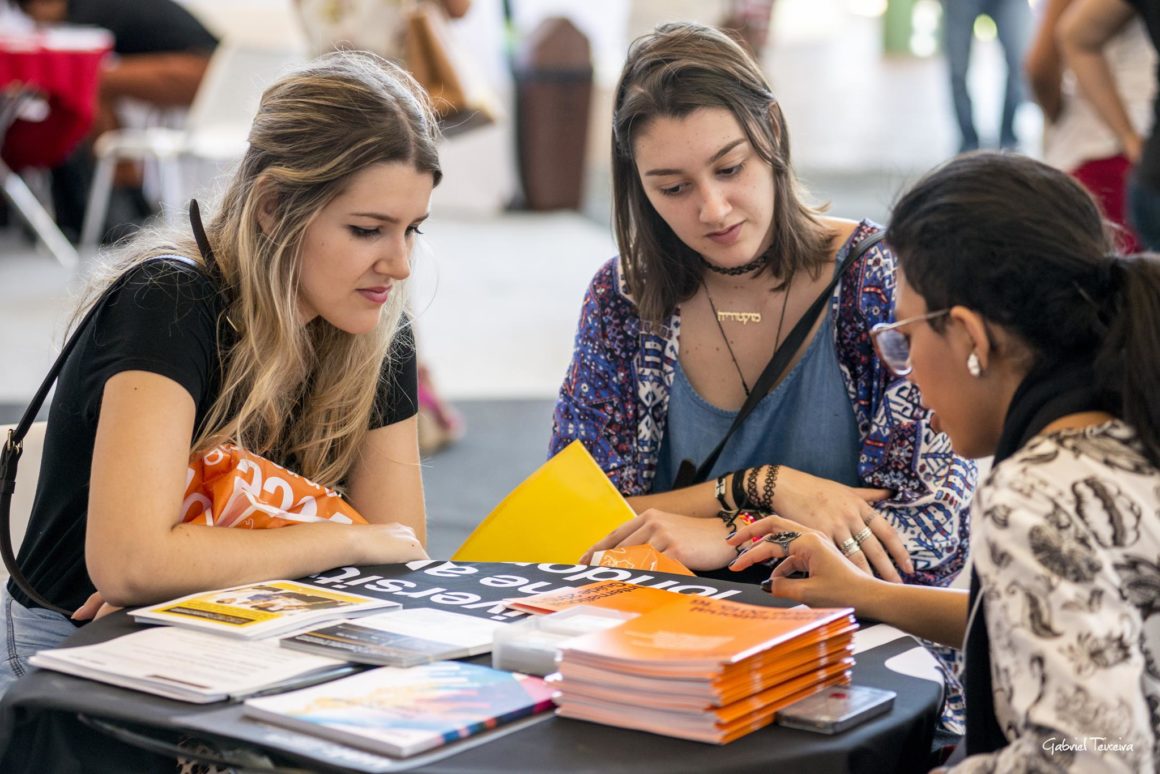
[888,152,1160,465]
[1095,256,1160,465]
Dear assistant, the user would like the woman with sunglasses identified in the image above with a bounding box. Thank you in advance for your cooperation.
[731,152,1160,771]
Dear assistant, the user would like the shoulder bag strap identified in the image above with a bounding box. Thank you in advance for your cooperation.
[0,201,213,616]
[674,229,885,488]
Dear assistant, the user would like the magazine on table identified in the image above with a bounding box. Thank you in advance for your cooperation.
[280,608,503,667]
[131,579,399,639]
[244,661,555,758]
[29,626,356,703]
[560,595,855,672]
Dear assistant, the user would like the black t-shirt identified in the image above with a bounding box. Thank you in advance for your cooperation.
[9,259,418,615]
[67,0,218,56]
[1126,0,1160,187]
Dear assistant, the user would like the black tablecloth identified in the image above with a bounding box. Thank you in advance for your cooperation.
[0,561,943,773]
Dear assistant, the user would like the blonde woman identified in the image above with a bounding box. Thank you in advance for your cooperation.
[0,51,436,693]
[293,0,474,455]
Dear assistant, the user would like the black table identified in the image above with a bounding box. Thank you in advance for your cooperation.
[0,561,943,773]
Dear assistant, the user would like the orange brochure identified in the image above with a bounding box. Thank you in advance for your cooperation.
[711,671,851,743]
[554,656,854,714]
[556,634,854,705]
[710,660,854,725]
[560,595,855,671]
[555,670,850,745]
[713,638,855,705]
[591,544,694,576]
[713,622,858,680]
[505,580,686,616]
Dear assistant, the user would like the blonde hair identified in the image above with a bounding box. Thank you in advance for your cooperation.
[76,51,442,487]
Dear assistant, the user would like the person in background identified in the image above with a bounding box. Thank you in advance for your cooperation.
[294,0,471,456]
[940,0,1033,152]
[295,0,471,62]
[10,0,219,242]
[1026,0,1154,252]
[731,152,1159,773]
[1060,0,1160,250]
[551,21,973,734]
[0,51,436,696]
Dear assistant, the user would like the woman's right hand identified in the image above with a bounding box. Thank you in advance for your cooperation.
[727,514,878,609]
[356,523,429,564]
[580,509,738,571]
[762,466,912,582]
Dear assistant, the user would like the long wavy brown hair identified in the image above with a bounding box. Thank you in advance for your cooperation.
[612,22,834,323]
[76,51,442,487]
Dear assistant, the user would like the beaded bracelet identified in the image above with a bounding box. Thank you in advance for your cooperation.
[716,509,761,536]
[725,509,764,554]
[735,510,761,530]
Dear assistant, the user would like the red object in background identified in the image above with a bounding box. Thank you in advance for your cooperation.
[0,29,111,170]
[1072,154,1143,254]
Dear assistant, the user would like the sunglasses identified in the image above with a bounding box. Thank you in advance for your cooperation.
[869,309,950,376]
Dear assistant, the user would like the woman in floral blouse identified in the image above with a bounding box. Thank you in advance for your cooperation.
[732,152,1160,772]
[551,22,974,591]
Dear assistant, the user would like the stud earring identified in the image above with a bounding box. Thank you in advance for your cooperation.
[966,352,982,378]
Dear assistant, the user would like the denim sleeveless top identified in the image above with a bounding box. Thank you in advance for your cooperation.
[653,282,862,492]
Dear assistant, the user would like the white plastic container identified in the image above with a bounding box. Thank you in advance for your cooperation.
[492,606,636,676]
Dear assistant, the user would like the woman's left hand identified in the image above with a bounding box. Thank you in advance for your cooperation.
[768,467,912,582]
[71,591,121,622]
[726,514,876,608]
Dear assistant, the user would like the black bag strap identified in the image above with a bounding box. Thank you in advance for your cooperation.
[673,229,886,488]
[0,202,213,616]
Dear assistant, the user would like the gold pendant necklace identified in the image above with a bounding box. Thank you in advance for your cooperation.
[702,276,793,397]
[715,310,762,325]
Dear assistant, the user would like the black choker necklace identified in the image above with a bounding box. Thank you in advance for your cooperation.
[699,253,766,276]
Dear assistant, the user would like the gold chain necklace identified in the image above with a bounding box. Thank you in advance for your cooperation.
[701,274,793,397]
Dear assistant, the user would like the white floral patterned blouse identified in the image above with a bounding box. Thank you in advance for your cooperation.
[954,420,1159,772]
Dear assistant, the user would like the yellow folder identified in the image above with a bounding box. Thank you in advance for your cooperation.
[452,441,635,563]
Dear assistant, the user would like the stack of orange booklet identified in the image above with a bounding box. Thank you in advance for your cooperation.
[552,595,857,744]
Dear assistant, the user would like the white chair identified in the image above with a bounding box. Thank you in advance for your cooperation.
[79,40,306,249]
[0,421,46,583]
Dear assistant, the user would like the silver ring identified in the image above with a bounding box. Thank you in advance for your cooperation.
[763,531,801,553]
[839,537,858,555]
[853,526,873,545]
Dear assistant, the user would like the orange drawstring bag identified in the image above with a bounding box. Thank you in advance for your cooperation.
[180,444,367,529]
